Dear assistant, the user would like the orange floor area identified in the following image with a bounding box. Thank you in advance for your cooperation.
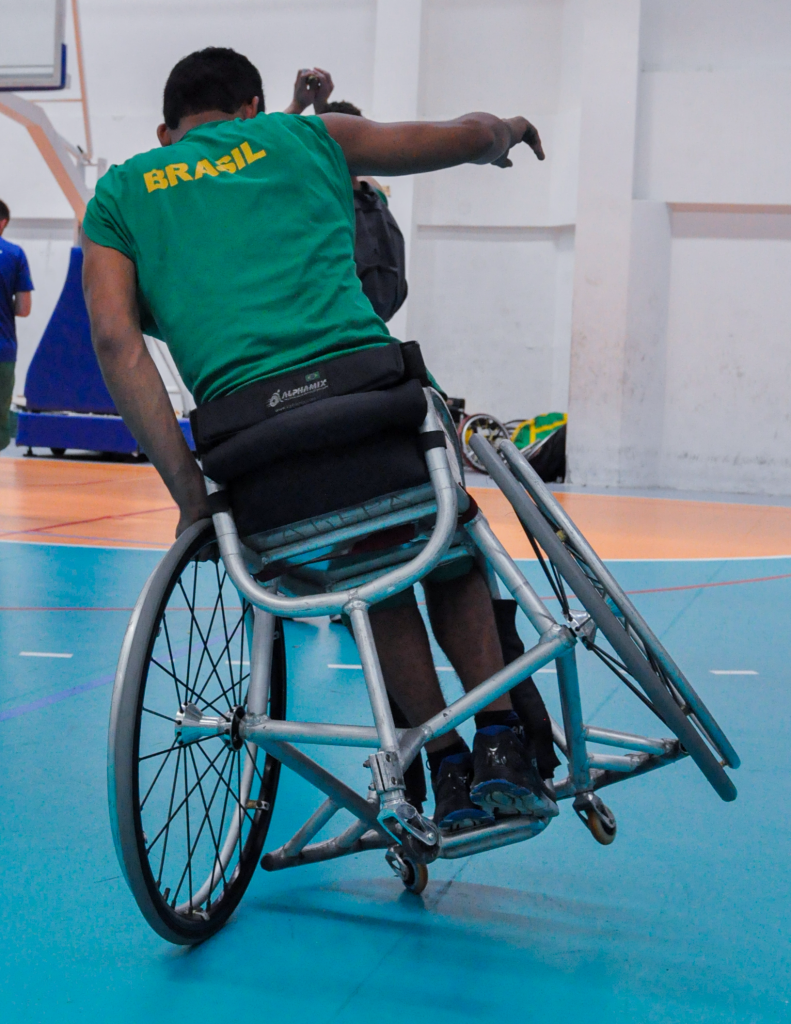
[473,488,791,560]
[3,457,791,558]
[0,458,178,549]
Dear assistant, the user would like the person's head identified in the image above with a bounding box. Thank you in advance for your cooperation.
[0,199,9,236]
[158,47,265,146]
[324,100,362,117]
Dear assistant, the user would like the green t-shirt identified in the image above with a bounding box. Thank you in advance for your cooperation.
[83,112,394,404]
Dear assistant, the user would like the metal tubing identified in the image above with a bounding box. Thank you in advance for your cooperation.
[499,439,740,770]
[474,546,503,601]
[439,815,550,859]
[248,609,276,715]
[550,715,568,756]
[583,725,671,756]
[280,799,338,859]
[250,484,435,552]
[262,829,388,871]
[209,395,458,618]
[555,650,591,791]
[348,603,400,753]
[586,752,648,773]
[465,514,557,635]
[261,499,437,569]
[243,717,394,748]
[70,0,94,160]
[327,543,472,593]
[472,433,737,802]
[335,817,373,850]
[422,628,574,742]
[398,727,431,776]
[552,744,685,799]
[254,736,383,832]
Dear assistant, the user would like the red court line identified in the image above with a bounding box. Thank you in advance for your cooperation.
[8,531,170,546]
[538,570,791,602]
[0,605,242,612]
[0,503,177,539]
[618,570,791,596]
[2,571,791,613]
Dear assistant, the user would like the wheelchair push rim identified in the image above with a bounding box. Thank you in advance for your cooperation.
[107,519,286,944]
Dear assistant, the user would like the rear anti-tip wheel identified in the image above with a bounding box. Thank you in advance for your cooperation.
[586,809,617,845]
[574,793,617,846]
[386,848,429,894]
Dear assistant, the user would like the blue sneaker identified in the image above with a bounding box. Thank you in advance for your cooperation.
[431,752,495,832]
[470,725,559,818]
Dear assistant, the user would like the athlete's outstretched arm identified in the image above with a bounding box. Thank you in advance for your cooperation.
[82,235,209,536]
[320,112,544,176]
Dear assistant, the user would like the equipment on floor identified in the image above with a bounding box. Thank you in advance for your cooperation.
[106,377,738,944]
[16,247,194,456]
[459,410,567,481]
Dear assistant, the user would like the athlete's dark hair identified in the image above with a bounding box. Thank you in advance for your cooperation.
[0,199,9,222]
[324,100,363,117]
[163,47,265,129]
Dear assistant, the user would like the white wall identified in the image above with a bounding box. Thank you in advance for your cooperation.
[3,0,790,494]
[407,0,579,417]
[566,0,791,494]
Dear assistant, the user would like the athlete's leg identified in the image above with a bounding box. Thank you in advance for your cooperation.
[423,564,509,707]
[368,601,462,755]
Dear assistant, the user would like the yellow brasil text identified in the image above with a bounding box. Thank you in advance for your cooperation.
[143,141,266,193]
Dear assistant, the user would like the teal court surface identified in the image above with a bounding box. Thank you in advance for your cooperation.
[1,538,789,1024]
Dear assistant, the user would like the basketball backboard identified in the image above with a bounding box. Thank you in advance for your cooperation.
[0,0,67,91]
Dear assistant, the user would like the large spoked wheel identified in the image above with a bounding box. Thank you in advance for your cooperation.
[108,519,286,944]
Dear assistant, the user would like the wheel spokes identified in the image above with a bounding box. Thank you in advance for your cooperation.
[137,548,257,914]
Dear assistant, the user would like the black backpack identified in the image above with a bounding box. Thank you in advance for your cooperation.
[353,181,408,322]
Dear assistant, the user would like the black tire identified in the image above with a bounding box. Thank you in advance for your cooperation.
[108,519,286,944]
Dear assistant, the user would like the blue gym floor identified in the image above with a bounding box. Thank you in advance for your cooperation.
[1,540,789,1023]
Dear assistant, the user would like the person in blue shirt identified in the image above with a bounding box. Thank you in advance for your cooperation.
[0,199,33,450]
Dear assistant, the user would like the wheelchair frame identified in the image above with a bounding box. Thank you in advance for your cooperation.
[108,388,738,943]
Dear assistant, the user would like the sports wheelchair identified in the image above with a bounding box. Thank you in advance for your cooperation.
[108,350,739,945]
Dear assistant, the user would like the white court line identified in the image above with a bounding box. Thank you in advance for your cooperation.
[710,669,757,676]
[328,663,455,672]
[536,668,556,674]
[19,651,73,659]
[230,660,250,666]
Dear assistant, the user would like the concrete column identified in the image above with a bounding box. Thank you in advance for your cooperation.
[370,0,422,342]
[619,200,672,485]
[566,0,642,485]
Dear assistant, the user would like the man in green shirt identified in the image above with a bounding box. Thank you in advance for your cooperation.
[83,47,555,833]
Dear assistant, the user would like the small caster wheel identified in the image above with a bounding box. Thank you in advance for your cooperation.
[585,808,617,845]
[573,792,617,846]
[403,859,429,894]
[386,848,429,894]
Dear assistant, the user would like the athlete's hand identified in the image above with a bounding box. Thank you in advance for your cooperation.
[310,67,335,114]
[491,116,545,167]
[286,68,334,114]
[176,501,211,540]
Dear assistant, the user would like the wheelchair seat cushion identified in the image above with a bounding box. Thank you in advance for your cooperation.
[202,378,427,484]
[229,428,431,537]
[196,340,435,538]
[191,341,409,452]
